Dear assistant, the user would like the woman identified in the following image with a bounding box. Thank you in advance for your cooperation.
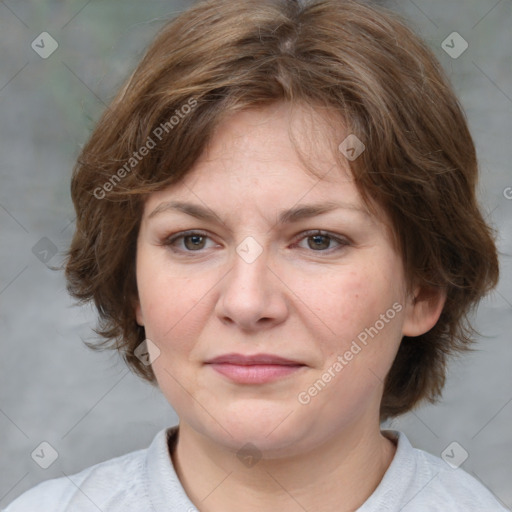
[5,0,505,510]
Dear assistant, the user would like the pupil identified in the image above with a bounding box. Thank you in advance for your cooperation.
[309,235,329,250]
[185,235,204,250]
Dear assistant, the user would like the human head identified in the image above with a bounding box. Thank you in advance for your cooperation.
[65,0,499,421]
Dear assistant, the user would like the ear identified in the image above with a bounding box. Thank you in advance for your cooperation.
[402,284,446,337]
[133,299,144,326]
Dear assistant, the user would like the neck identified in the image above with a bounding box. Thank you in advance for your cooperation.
[170,419,396,512]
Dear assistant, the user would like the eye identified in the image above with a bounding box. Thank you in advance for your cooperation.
[163,230,217,252]
[162,229,350,255]
[294,230,350,252]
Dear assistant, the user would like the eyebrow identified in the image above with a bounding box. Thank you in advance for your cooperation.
[148,200,370,225]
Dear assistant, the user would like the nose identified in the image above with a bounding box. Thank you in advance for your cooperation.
[215,242,289,332]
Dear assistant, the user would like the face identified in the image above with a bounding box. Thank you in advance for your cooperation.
[135,102,425,456]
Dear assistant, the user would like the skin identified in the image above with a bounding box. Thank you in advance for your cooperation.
[134,102,446,512]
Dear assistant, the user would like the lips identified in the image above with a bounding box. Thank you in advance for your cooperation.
[205,353,306,384]
[205,353,304,366]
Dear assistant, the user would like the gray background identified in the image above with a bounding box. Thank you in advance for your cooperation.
[1,0,511,508]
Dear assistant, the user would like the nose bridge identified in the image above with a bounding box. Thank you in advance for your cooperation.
[229,236,271,298]
[216,236,287,328]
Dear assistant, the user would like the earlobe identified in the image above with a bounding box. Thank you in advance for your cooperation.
[402,285,446,337]
[134,301,144,326]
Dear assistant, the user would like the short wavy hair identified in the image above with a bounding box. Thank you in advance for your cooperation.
[65,0,499,420]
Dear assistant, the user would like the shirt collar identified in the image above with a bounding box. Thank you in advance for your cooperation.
[144,424,198,511]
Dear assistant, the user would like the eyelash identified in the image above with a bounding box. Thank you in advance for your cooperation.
[162,229,351,255]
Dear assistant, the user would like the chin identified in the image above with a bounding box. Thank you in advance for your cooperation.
[192,407,312,455]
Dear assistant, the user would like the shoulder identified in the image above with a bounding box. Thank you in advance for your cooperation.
[369,430,508,511]
[3,442,151,512]
[411,445,506,510]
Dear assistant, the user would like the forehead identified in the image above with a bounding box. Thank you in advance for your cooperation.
[198,102,349,178]
[144,102,368,215]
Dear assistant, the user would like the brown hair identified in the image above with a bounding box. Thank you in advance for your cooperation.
[65,0,499,420]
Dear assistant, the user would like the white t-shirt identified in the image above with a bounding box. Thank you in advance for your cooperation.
[3,425,507,511]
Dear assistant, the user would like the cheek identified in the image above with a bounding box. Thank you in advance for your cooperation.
[295,268,381,336]
[139,282,193,347]
[136,255,218,356]
[299,261,404,363]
